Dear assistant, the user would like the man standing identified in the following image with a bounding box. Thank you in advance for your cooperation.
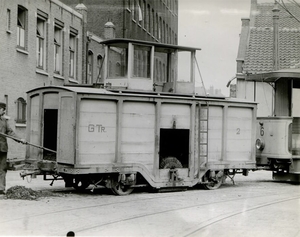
[0,102,25,194]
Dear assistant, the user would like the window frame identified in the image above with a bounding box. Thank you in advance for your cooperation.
[87,50,94,83]
[54,20,64,75]
[36,15,47,70]
[16,98,27,124]
[17,5,28,50]
[6,9,11,32]
[69,29,78,79]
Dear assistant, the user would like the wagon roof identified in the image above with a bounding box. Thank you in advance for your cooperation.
[100,38,201,52]
[27,85,114,95]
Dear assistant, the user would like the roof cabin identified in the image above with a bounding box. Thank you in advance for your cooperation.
[95,38,202,95]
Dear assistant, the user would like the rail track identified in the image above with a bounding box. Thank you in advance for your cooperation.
[0,174,299,236]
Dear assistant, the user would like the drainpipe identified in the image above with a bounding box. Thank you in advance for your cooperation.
[75,3,88,84]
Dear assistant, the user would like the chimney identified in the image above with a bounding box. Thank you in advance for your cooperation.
[273,2,280,70]
[104,22,116,39]
[75,3,87,23]
[250,0,258,27]
[236,18,250,74]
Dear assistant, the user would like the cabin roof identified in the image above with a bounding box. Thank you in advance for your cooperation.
[100,38,201,52]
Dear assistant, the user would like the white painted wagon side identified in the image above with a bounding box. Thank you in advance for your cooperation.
[77,99,117,165]
[198,103,256,171]
[24,86,257,192]
[120,102,156,171]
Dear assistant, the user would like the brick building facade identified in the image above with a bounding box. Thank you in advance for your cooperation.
[0,0,96,159]
[0,0,178,160]
[61,0,179,86]
[61,0,178,44]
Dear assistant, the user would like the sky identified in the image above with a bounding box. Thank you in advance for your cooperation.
[178,0,275,96]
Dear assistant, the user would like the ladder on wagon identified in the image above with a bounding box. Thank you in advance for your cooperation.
[198,102,209,171]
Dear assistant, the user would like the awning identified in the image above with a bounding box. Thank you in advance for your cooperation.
[245,68,300,82]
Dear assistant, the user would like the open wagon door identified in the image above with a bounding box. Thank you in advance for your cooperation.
[57,92,77,165]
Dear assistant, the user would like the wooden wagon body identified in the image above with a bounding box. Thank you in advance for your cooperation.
[24,86,257,193]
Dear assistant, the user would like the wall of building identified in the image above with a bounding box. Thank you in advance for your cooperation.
[0,0,85,159]
[61,0,178,44]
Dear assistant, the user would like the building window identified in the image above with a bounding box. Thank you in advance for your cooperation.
[163,21,166,43]
[69,30,77,79]
[147,4,151,32]
[36,12,48,70]
[152,9,155,36]
[131,0,135,21]
[159,17,162,41]
[96,55,103,83]
[87,50,93,83]
[125,0,130,9]
[7,9,11,32]
[138,0,143,23]
[143,0,147,28]
[54,21,63,75]
[166,24,169,43]
[16,98,26,124]
[17,6,27,49]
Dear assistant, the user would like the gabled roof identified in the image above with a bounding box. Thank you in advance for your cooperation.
[242,2,300,74]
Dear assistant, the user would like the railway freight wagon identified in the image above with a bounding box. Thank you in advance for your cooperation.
[21,39,257,194]
[23,86,257,194]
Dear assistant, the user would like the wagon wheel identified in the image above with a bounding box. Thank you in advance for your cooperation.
[202,170,225,190]
[159,157,183,169]
[110,178,134,196]
[72,178,90,191]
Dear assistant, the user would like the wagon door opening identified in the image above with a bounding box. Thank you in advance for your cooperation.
[159,129,189,168]
[43,109,58,160]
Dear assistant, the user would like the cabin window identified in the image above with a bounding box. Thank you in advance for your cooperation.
[108,46,128,78]
[154,51,168,83]
[133,45,151,78]
[177,51,192,82]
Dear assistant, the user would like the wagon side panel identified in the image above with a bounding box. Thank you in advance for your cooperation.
[121,101,156,171]
[77,99,117,165]
[206,105,223,162]
[226,106,254,162]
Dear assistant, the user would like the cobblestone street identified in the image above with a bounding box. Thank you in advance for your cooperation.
[0,170,299,236]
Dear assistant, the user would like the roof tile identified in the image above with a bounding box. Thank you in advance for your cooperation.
[243,2,300,73]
